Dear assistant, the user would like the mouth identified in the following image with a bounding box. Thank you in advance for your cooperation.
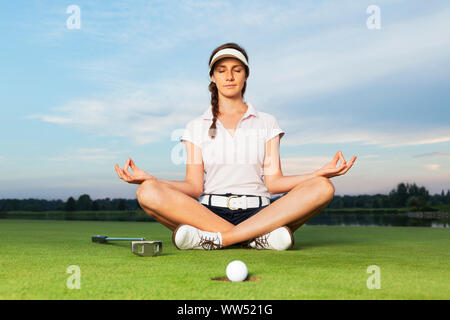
[224,85,236,88]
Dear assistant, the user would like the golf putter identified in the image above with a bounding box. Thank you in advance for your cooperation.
[92,235,146,243]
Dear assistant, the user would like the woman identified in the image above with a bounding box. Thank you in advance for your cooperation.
[115,42,357,250]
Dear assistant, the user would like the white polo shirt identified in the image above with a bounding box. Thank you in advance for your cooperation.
[180,102,285,199]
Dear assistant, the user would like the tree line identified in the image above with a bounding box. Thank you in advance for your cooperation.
[1,182,449,212]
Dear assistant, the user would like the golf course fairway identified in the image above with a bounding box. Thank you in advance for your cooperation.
[0,219,448,299]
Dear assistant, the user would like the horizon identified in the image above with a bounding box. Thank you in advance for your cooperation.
[2,182,448,202]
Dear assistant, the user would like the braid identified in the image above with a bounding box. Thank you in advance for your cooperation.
[208,82,220,139]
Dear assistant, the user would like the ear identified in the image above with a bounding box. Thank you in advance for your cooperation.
[211,74,216,83]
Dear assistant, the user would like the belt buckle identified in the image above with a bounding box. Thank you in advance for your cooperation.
[226,195,239,210]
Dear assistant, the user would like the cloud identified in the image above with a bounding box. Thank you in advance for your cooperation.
[281,121,450,148]
[28,115,73,125]
[281,156,331,175]
[386,137,450,147]
[27,78,210,145]
[425,164,440,171]
[413,151,450,158]
[358,154,380,159]
[29,83,450,149]
[44,148,122,162]
[29,2,450,149]
[250,7,450,103]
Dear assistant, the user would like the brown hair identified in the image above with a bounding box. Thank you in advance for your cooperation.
[208,43,250,139]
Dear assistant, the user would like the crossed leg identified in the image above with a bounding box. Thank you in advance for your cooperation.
[136,180,235,233]
[219,176,334,246]
[136,176,334,247]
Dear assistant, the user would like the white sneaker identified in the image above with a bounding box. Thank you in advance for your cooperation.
[248,226,294,250]
[172,224,223,250]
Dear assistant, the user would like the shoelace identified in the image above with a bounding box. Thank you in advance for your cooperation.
[253,233,270,250]
[197,233,222,250]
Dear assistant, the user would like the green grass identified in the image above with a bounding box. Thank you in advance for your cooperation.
[0,220,448,300]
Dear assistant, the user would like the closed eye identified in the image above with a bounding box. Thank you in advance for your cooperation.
[219,70,242,73]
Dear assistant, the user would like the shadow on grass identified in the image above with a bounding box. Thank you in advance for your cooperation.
[211,273,261,282]
[291,238,365,250]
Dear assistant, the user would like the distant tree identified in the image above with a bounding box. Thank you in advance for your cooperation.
[91,201,99,211]
[372,198,381,208]
[406,196,422,210]
[65,197,76,212]
[23,204,43,212]
[97,198,113,210]
[331,197,344,209]
[118,199,127,211]
[76,194,93,211]
[0,199,21,212]
[434,190,446,206]
[381,196,391,208]
[389,183,409,207]
[3,183,445,213]
[355,197,365,208]
[417,186,430,203]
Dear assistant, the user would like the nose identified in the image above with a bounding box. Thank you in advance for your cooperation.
[225,71,234,81]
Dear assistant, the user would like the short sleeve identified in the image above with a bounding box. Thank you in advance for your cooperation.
[180,120,203,149]
[266,115,285,142]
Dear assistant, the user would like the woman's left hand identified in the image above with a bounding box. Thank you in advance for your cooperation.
[313,151,357,179]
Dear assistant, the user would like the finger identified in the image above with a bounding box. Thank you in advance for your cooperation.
[339,151,347,166]
[338,158,356,174]
[119,167,128,179]
[115,164,124,179]
[122,168,133,180]
[326,166,346,174]
[130,159,141,172]
[348,157,357,168]
[124,158,132,174]
[337,166,349,175]
[332,151,340,165]
[344,156,356,169]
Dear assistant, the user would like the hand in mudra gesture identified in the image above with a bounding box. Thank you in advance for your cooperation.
[114,158,157,184]
[314,151,357,179]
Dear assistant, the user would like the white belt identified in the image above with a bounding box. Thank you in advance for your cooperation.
[199,194,270,210]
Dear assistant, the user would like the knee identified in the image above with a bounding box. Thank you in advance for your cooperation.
[314,176,335,202]
[136,179,164,208]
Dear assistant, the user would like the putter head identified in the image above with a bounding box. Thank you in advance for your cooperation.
[131,241,162,257]
[92,235,108,243]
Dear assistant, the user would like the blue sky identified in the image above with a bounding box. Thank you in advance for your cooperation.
[1,0,449,200]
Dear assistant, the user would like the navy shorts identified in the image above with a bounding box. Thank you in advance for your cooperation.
[201,194,270,225]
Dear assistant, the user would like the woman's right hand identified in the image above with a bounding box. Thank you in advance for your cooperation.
[114,158,157,184]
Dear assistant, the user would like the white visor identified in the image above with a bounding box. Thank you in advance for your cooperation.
[209,48,249,72]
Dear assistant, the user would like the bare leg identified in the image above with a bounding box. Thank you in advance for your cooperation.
[137,205,178,231]
[136,179,235,233]
[287,198,333,232]
[220,176,334,247]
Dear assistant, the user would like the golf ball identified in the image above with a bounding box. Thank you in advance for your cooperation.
[226,260,248,282]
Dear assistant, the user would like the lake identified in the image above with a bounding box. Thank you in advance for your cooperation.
[306,212,450,228]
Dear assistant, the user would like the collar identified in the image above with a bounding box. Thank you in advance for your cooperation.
[201,102,258,120]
